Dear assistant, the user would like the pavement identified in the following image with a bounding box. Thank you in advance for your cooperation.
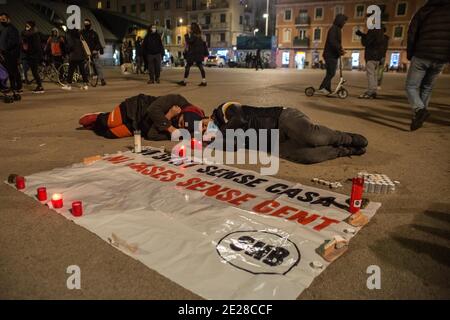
[0,66,449,299]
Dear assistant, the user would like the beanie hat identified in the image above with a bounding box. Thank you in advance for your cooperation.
[182,105,205,133]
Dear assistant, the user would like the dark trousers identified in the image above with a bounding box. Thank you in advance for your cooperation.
[4,55,22,91]
[278,108,354,164]
[255,58,263,70]
[147,54,161,81]
[184,60,206,79]
[319,57,338,92]
[27,58,42,87]
[67,60,88,84]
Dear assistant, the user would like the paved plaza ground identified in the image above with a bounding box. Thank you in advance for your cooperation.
[0,66,449,299]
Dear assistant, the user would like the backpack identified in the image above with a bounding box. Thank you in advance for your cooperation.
[203,41,209,58]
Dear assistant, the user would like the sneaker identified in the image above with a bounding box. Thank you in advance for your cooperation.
[61,84,72,91]
[198,82,207,87]
[358,92,376,99]
[156,79,160,84]
[348,147,366,156]
[318,88,331,95]
[32,86,44,94]
[80,84,89,90]
[177,80,187,86]
[101,79,106,86]
[347,133,368,148]
[79,113,100,129]
[16,89,23,94]
[147,79,155,84]
[410,109,430,131]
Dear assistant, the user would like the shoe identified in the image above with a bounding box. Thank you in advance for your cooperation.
[61,84,72,91]
[147,79,155,84]
[101,79,106,86]
[156,79,160,84]
[198,82,207,87]
[318,88,331,95]
[348,147,366,156]
[410,109,430,131]
[16,89,23,94]
[177,80,187,86]
[377,86,381,90]
[348,133,368,148]
[79,113,100,129]
[358,92,376,99]
[32,86,44,94]
[81,84,89,90]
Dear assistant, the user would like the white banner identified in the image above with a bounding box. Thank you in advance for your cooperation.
[10,148,381,300]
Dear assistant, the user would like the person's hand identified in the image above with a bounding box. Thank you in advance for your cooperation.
[166,105,182,120]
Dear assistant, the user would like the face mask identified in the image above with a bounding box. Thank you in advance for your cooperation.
[25,26,31,31]
[84,24,91,30]
[1,22,8,27]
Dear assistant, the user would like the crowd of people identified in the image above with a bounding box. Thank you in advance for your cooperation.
[317,0,449,131]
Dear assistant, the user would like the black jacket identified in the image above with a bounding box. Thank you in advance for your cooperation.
[66,29,87,61]
[359,29,385,61]
[407,0,450,62]
[21,30,43,61]
[0,23,21,59]
[185,33,206,62]
[142,32,164,56]
[323,14,347,60]
[80,28,102,53]
[212,103,283,132]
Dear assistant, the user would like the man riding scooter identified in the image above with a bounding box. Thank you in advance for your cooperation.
[318,14,348,95]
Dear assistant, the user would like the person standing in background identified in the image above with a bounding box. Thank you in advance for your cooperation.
[135,36,144,74]
[81,19,106,86]
[0,13,22,94]
[61,28,89,91]
[142,25,164,84]
[405,0,450,131]
[45,28,65,79]
[21,21,44,93]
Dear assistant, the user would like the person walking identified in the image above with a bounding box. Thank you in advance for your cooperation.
[45,28,65,79]
[0,13,22,94]
[318,14,348,95]
[61,28,89,91]
[255,49,264,71]
[142,25,164,84]
[356,25,385,99]
[405,0,450,131]
[135,36,144,74]
[81,18,106,86]
[21,21,44,93]
[177,22,207,87]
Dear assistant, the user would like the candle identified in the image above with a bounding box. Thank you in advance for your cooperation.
[178,145,186,157]
[37,187,47,201]
[15,176,25,190]
[51,193,63,209]
[71,201,83,217]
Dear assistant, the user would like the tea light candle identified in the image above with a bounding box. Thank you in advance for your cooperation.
[15,176,25,190]
[37,187,47,201]
[71,201,83,217]
[51,193,63,209]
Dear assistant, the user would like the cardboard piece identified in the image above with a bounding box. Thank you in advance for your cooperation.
[317,236,349,262]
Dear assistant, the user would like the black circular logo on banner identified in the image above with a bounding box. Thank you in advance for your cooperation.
[216,230,300,275]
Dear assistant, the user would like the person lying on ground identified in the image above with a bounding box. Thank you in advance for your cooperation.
[200,102,368,164]
[78,94,205,140]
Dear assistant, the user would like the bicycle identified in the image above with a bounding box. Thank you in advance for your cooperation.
[58,57,98,87]
[38,61,61,84]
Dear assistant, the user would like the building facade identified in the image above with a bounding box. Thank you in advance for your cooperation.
[275,0,427,70]
[185,0,256,58]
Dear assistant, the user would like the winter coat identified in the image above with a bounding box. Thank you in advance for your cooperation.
[360,29,385,61]
[323,14,347,60]
[0,23,21,59]
[407,0,450,62]
[21,30,43,61]
[46,33,65,57]
[212,103,284,132]
[142,32,164,56]
[66,29,87,62]
[80,28,102,53]
[184,33,206,63]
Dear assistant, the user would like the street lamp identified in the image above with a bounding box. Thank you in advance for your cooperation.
[264,0,269,36]
[179,18,183,24]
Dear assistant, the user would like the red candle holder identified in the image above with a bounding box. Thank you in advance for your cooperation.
[15,176,25,190]
[349,177,364,214]
[37,187,47,201]
[51,193,63,209]
[71,201,83,217]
